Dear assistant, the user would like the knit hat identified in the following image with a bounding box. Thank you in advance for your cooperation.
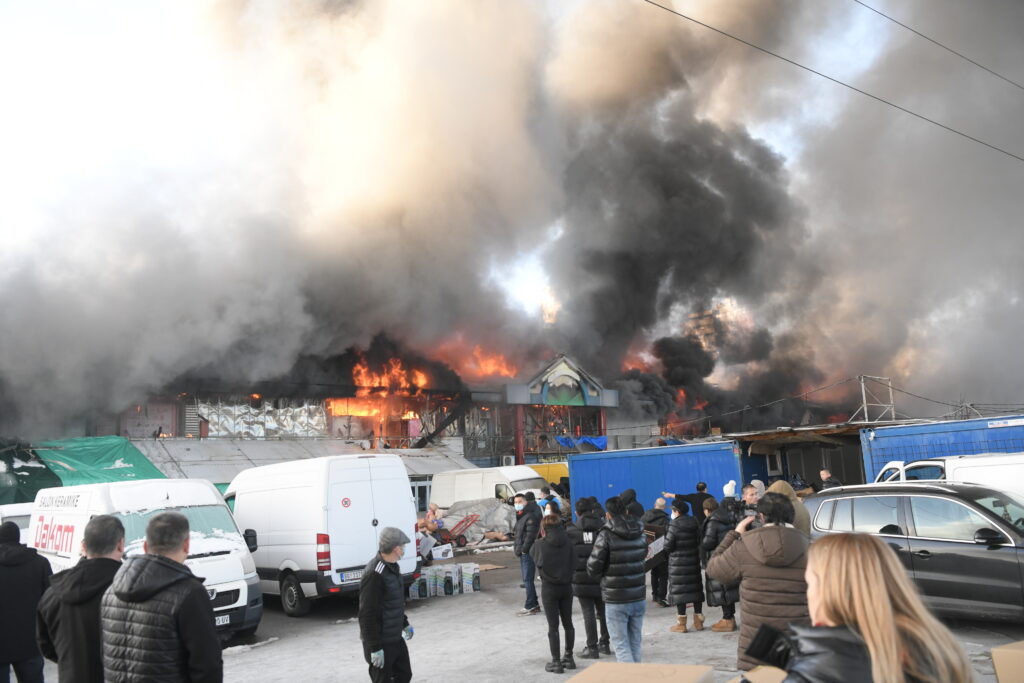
[722,480,737,498]
[0,521,19,543]
[378,527,411,554]
[751,479,766,499]
[671,497,689,514]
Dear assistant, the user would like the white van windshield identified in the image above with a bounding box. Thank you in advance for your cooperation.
[115,505,243,557]
[511,477,548,492]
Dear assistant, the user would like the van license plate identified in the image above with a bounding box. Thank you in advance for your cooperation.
[215,615,230,627]
[340,570,363,582]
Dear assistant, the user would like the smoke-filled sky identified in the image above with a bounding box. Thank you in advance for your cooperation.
[1,0,1022,436]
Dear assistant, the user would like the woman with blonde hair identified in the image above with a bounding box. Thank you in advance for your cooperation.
[776,533,973,682]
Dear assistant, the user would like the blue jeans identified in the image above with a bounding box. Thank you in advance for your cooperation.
[519,553,538,609]
[604,600,645,663]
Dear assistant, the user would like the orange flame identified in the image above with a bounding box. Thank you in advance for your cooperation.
[693,397,709,411]
[352,357,427,397]
[469,346,517,378]
[433,336,518,380]
[676,388,687,405]
[327,398,381,417]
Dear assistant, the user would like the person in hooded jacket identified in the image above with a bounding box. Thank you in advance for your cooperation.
[618,489,644,519]
[707,492,809,671]
[664,497,704,633]
[701,489,741,633]
[566,499,610,659]
[640,498,670,607]
[531,514,577,674]
[586,496,647,663]
[0,521,52,683]
[766,479,810,536]
[101,511,222,683]
[513,492,543,616]
[37,515,124,683]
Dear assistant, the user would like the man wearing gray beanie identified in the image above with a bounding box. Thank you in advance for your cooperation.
[358,527,413,683]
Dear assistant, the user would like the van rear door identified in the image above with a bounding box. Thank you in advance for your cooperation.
[327,458,379,580]
[368,457,418,576]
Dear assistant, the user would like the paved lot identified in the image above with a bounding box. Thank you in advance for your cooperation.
[39,548,1024,681]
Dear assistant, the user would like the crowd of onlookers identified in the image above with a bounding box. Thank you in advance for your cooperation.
[512,473,976,682]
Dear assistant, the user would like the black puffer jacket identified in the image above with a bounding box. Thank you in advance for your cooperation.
[586,515,647,604]
[781,625,874,683]
[513,500,542,557]
[640,507,670,529]
[0,541,52,663]
[358,554,409,651]
[664,512,702,605]
[566,512,605,598]
[701,500,740,606]
[531,524,575,586]
[101,554,222,683]
[37,557,121,683]
[620,489,644,518]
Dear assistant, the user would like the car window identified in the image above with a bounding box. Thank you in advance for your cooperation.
[814,499,835,530]
[878,467,900,482]
[904,464,943,481]
[968,492,1024,536]
[909,496,995,541]
[832,498,853,532]
[853,496,903,535]
[495,484,514,500]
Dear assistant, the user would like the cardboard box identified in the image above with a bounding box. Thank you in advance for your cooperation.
[431,543,454,560]
[568,662,714,682]
[992,639,1024,683]
[725,666,787,683]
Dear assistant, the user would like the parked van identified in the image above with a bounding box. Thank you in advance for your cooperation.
[0,502,33,531]
[28,479,262,639]
[224,454,418,617]
[429,465,563,510]
[875,453,1024,495]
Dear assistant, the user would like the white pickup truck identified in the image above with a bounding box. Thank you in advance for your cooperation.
[874,452,1024,495]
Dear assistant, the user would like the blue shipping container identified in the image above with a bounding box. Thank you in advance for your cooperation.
[568,441,743,518]
[860,415,1024,480]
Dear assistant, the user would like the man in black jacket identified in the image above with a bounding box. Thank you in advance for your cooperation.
[101,511,222,682]
[640,498,670,607]
[358,527,413,683]
[0,521,51,683]
[513,492,542,616]
[566,499,610,659]
[37,515,124,683]
[586,496,647,663]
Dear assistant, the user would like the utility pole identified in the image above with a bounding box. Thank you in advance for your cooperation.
[849,375,896,422]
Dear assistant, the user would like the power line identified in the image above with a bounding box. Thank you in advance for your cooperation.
[638,0,1024,166]
[863,376,960,408]
[852,0,1024,93]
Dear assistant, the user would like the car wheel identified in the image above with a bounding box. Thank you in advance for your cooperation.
[281,574,311,617]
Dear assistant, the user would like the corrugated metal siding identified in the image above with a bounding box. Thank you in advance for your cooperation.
[568,442,742,517]
[860,416,1024,480]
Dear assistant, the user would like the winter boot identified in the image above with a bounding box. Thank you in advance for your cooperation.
[545,658,564,674]
[692,613,705,631]
[579,646,599,660]
[598,641,612,656]
[562,652,576,670]
[711,618,736,632]
[669,615,688,633]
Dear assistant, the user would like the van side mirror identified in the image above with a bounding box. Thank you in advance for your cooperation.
[243,529,258,553]
[974,528,1004,546]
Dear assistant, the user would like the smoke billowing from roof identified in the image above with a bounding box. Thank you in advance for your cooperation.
[0,0,1022,436]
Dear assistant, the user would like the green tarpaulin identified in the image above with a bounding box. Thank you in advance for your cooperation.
[32,436,166,486]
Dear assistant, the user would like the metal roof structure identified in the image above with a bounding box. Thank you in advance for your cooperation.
[131,438,476,484]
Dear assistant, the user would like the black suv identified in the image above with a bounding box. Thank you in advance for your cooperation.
[804,482,1024,622]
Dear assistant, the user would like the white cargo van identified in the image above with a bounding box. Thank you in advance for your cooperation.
[429,465,563,510]
[29,479,262,639]
[224,454,418,617]
[0,502,34,531]
[875,453,1024,495]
